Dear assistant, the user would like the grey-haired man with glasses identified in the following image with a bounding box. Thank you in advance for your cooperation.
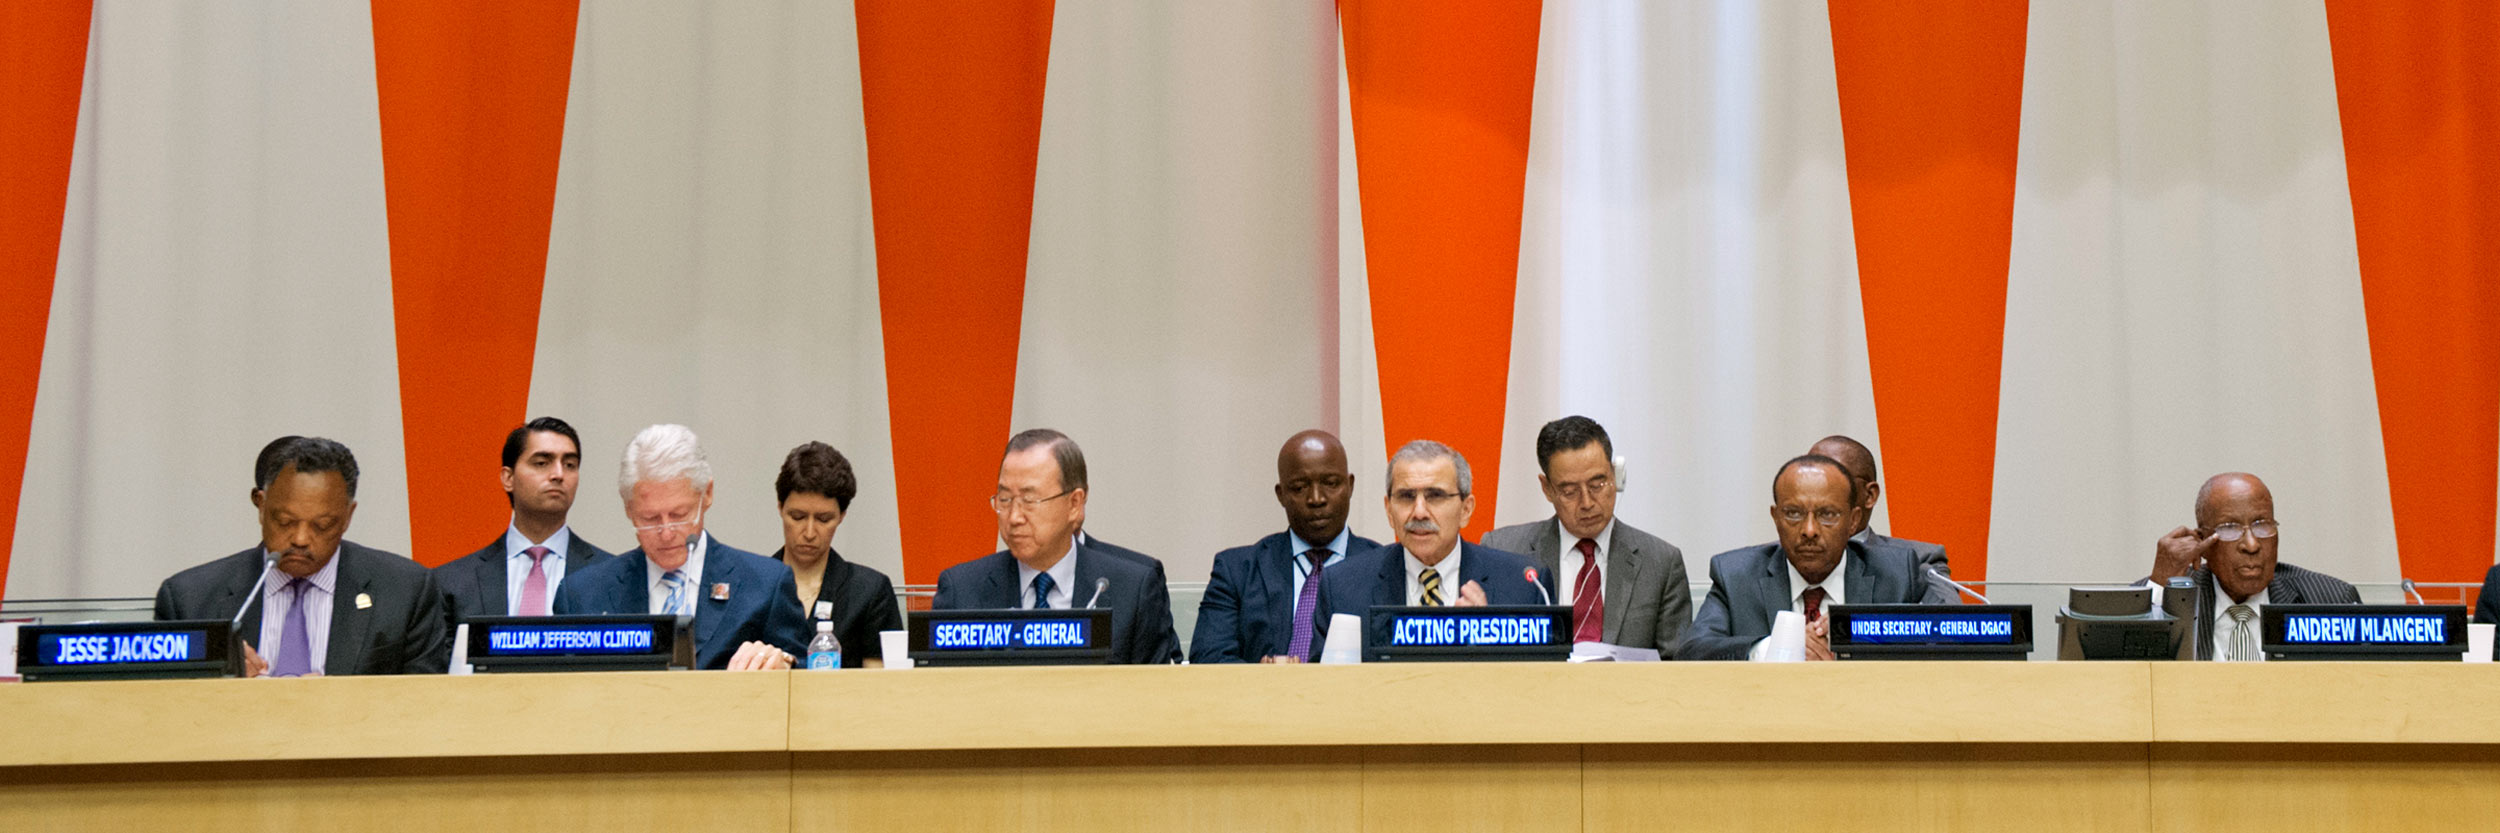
[1304,440,1551,658]
[930,428,1181,664]
[2148,472,2359,661]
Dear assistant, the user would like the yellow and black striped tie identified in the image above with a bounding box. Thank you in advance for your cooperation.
[1419,567,1443,606]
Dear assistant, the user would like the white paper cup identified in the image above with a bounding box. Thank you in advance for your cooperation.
[1318,613,1364,664]
[1761,610,1808,662]
[2467,623,2494,663]
[878,629,911,669]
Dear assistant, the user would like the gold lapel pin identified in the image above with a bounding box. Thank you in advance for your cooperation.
[355,592,373,610]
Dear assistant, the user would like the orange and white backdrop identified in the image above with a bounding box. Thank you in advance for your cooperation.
[3,1,2493,604]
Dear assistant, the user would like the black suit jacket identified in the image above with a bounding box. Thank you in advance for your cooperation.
[2182,561,2360,660]
[772,547,904,668]
[929,541,1183,664]
[1306,541,1552,660]
[432,529,615,624]
[1190,530,1384,663]
[551,536,810,669]
[1680,538,1953,661]
[153,541,452,675]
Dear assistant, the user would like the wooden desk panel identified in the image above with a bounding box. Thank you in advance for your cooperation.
[2150,663,2500,743]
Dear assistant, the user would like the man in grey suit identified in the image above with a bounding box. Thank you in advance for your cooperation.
[153,436,451,676]
[2148,472,2360,661]
[1483,416,1689,657]
[1809,436,1954,587]
[1681,454,1955,661]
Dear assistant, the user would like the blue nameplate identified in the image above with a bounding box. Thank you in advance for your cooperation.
[2264,604,2466,660]
[465,615,681,672]
[908,608,1114,666]
[1828,605,2034,660]
[1364,605,1571,662]
[17,620,235,681]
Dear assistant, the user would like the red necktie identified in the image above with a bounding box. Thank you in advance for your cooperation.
[1571,538,1604,644]
[1802,586,1827,621]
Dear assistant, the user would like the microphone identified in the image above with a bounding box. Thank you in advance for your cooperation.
[1085,577,1111,609]
[229,552,280,633]
[1524,567,1554,606]
[1926,567,1990,604]
[2401,578,2426,605]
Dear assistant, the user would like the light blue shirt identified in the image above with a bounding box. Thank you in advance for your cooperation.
[502,524,574,615]
[1287,528,1351,616]
[646,532,709,616]
[1015,541,1079,609]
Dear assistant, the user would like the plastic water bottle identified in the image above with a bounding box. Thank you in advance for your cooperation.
[806,621,842,670]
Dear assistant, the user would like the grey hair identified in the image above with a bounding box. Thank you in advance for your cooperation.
[1387,439,1471,497]
[618,424,713,500]
[1004,428,1087,492]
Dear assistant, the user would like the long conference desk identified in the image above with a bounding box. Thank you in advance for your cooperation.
[1,662,2495,831]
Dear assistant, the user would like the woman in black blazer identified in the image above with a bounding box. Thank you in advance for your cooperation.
[770,441,904,668]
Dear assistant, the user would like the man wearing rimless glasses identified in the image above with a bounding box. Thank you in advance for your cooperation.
[554,424,808,670]
[2146,472,2359,662]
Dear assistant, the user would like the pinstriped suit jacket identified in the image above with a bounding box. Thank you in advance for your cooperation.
[2185,562,2360,660]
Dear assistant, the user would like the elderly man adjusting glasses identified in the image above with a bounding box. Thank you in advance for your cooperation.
[2146,472,2358,661]
[1305,440,1551,659]
[554,424,808,670]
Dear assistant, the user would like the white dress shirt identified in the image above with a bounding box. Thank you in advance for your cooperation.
[258,549,341,675]
[1555,519,1616,607]
[1403,546,1463,606]
[1289,528,1353,616]
[1748,553,1850,660]
[2210,583,2267,662]
[646,532,710,616]
[1015,542,1079,609]
[502,524,574,615]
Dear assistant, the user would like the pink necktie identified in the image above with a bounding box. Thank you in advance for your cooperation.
[519,546,551,616]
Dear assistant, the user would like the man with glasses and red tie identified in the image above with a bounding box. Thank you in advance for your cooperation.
[433,417,616,626]
[1191,430,1384,663]
[1484,417,1691,658]
[1305,440,1551,657]
[1680,454,1953,661]
[553,424,806,670]
[154,436,451,676]
[2146,472,2358,661]
[931,429,1182,664]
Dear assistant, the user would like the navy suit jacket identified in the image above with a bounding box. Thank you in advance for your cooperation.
[551,536,808,669]
[1190,530,1384,663]
[432,529,615,624]
[930,541,1183,665]
[153,540,452,675]
[1306,541,1552,660]
[1680,538,1953,660]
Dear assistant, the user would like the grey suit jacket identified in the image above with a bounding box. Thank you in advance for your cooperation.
[2182,561,2360,660]
[1679,538,1955,661]
[1482,517,1692,658]
[153,541,453,675]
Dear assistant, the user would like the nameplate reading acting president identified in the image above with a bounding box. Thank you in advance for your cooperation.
[1363,605,1572,662]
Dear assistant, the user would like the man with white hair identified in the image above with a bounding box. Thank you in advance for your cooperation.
[1305,439,1551,658]
[554,424,807,670]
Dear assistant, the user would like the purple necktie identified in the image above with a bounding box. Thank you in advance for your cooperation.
[1286,549,1330,659]
[518,546,551,616]
[272,577,312,677]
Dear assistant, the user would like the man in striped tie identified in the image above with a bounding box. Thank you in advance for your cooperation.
[1190,430,1384,663]
[2147,472,2359,661]
[1306,440,1553,658]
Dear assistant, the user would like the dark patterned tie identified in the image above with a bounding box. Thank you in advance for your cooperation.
[1287,549,1329,659]
[1571,538,1604,643]
[1419,567,1443,606]
[1802,586,1827,622]
[1032,572,1056,610]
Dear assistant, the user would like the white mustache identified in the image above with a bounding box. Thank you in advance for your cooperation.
[1403,519,1441,534]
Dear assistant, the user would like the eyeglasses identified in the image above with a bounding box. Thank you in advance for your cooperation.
[990,489,1076,515]
[1552,476,1613,503]
[2208,520,2280,542]
[1777,507,1849,527]
[1388,488,1465,508]
[631,505,705,534]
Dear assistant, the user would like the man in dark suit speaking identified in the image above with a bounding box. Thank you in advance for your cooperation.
[1308,440,1550,657]
[1681,454,1954,661]
[434,417,616,623]
[933,429,1182,664]
[2147,472,2359,661]
[154,436,450,676]
[1191,429,1383,663]
[554,424,807,670]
